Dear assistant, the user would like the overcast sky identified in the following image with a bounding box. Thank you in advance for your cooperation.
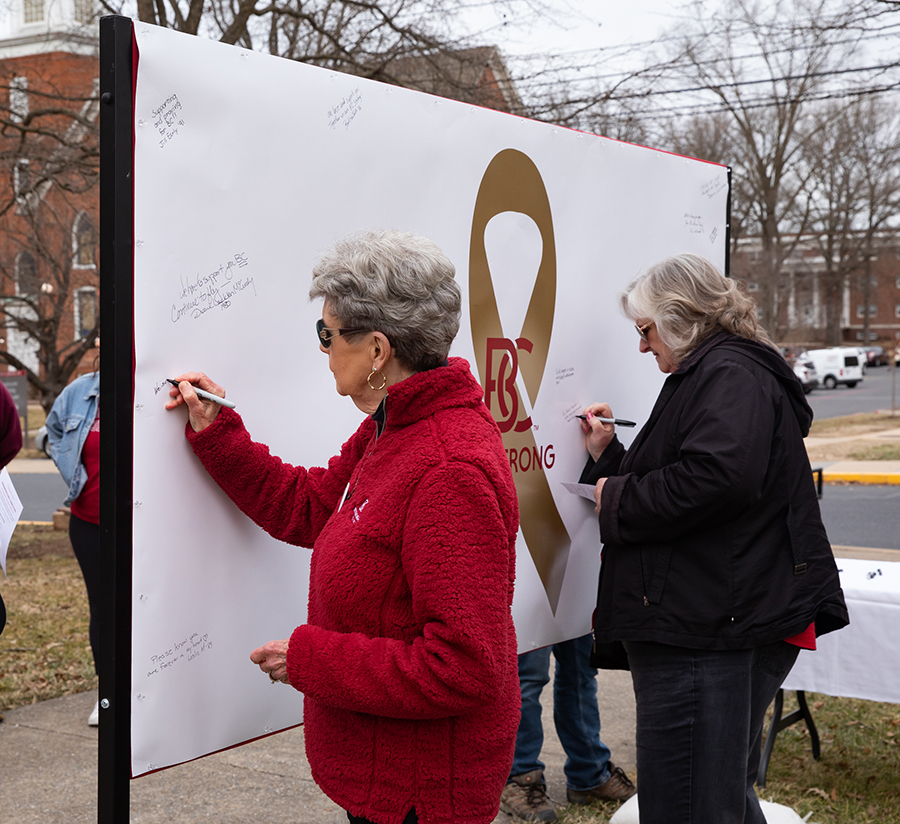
[461,0,686,58]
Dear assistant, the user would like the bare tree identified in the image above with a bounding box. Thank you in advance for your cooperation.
[801,97,900,343]
[656,0,875,338]
[1,1,538,410]
[0,62,100,408]
[0,188,100,412]
[0,68,99,219]
[100,0,540,106]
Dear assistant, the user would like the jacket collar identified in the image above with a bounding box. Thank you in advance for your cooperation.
[674,331,813,434]
[377,357,484,431]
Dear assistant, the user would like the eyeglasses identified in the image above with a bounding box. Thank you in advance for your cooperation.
[316,318,367,348]
[635,321,654,341]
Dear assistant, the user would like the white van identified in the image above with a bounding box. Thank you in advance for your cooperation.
[804,347,864,389]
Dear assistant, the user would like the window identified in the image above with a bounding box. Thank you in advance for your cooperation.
[9,77,28,123]
[896,304,900,319]
[72,212,96,268]
[746,281,760,292]
[856,331,865,341]
[857,304,877,319]
[74,0,94,22]
[15,253,38,297]
[23,0,44,24]
[13,160,30,202]
[74,287,97,340]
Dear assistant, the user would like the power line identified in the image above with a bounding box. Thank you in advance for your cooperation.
[502,23,900,91]
[580,80,900,123]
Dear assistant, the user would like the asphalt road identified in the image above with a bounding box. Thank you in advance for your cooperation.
[14,469,68,522]
[807,365,900,419]
[11,463,898,552]
[818,484,900,551]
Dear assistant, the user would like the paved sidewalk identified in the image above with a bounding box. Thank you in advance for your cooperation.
[0,671,637,824]
[7,457,61,474]
[814,459,900,484]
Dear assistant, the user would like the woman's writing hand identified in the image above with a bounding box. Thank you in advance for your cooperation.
[250,638,290,684]
[164,372,224,432]
[580,403,616,461]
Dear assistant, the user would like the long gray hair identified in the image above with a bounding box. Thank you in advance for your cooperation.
[309,229,461,371]
[621,254,773,366]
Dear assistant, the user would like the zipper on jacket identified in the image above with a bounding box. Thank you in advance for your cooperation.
[643,595,648,607]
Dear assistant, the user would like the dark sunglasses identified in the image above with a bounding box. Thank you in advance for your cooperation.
[635,321,654,341]
[316,318,367,348]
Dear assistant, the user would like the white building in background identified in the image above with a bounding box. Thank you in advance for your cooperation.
[0,0,97,58]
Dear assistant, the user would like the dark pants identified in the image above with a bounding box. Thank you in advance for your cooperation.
[347,809,417,824]
[624,640,799,824]
[69,513,101,674]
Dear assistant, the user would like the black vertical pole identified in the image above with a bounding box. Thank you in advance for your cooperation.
[724,165,733,278]
[98,15,134,824]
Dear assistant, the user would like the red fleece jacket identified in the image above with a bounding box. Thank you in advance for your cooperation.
[187,357,520,824]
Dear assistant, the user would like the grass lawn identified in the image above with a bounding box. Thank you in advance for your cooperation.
[0,524,97,711]
[806,412,900,463]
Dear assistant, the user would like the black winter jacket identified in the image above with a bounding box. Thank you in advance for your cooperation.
[581,332,848,662]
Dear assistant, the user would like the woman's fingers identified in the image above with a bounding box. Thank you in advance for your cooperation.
[250,639,290,682]
[164,372,224,431]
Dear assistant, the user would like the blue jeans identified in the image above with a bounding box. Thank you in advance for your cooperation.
[509,633,613,791]
[625,640,800,824]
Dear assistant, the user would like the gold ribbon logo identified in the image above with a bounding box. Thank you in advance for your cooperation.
[469,148,570,614]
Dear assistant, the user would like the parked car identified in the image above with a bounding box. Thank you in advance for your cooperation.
[34,424,51,457]
[864,346,888,367]
[792,359,819,394]
[804,347,864,389]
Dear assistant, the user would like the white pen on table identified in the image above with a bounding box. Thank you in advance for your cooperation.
[167,378,236,409]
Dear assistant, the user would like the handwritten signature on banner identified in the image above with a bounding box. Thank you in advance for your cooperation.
[701,175,727,199]
[152,93,185,149]
[328,87,362,130]
[145,632,213,678]
[171,253,257,323]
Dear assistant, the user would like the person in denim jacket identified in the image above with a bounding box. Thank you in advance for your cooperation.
[46,371,99,507]
[46,369,100,726]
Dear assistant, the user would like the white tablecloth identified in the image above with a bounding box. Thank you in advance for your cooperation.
[782,558,900,703]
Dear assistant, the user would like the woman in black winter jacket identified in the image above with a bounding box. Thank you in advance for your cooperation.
[580,254,848,824]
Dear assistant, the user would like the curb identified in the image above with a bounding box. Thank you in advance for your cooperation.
[823,471,900,485]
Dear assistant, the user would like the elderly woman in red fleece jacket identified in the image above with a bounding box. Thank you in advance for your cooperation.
[166,229,520,824]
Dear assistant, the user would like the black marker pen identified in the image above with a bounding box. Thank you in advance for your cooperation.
[576,414,636,428]
[167,378,236,409]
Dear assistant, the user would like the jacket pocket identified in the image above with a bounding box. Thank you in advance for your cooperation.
[63,414,86,433]
[640,543,672,605]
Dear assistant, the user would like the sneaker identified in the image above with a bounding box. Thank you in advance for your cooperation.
[88,700,99,727]
[566,762,636,804]
[500,769,558,823]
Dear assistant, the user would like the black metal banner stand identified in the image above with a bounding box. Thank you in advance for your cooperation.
[98,14,135,823]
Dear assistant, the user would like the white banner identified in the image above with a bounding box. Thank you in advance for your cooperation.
[131,22,729,775]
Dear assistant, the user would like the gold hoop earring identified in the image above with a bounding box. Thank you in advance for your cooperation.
[367,369,387,391]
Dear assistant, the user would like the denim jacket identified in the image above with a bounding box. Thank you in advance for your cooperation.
[45,372,99,506]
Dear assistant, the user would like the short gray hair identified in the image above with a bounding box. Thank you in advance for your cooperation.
[309,229,461,371]
[620,254,773,366]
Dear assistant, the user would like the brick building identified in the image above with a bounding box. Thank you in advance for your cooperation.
[730,234,900,352]
[0,0,100,403]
